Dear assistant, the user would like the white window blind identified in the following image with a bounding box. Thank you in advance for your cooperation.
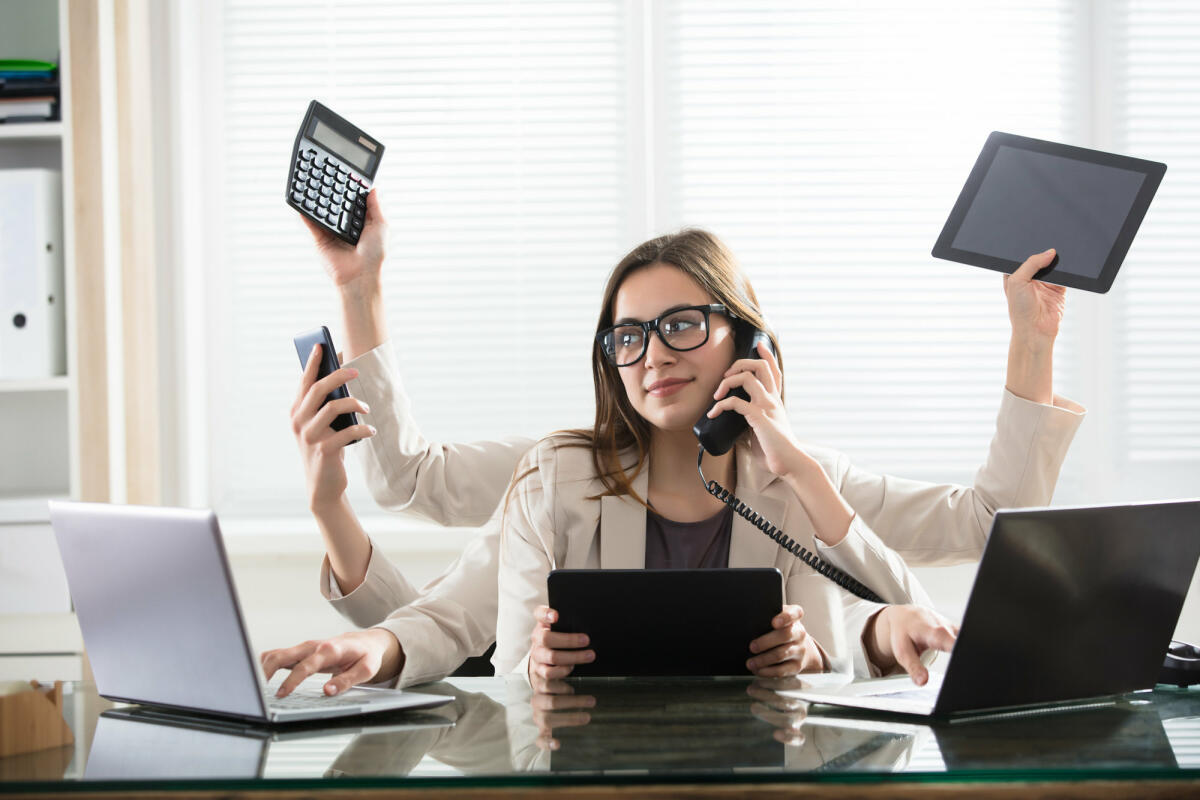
[214,1,631,515]
[657,0,1080,482]
[1114,1,1200,479]
[203,0,1199,522]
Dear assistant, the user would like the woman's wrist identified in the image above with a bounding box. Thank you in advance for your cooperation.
[863,606,897,674]
[1005,334,1055,404]
[368,627,405,682]
[781,454,855,546]
[310,492,348,518]
[337,272,382,299]
[337,282,388,361]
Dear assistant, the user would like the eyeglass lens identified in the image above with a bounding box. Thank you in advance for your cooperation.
[606,308,709,365]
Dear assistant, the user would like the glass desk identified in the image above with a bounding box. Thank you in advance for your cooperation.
[2,676,1200,798]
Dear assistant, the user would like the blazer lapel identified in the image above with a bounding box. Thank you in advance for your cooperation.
[599,463,648,569]
[727,440,794,569]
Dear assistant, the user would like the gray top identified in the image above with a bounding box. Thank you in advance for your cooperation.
[644,505,734,569]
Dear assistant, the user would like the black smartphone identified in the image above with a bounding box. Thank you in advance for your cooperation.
[692,322,776,456]
[293,325,359,441]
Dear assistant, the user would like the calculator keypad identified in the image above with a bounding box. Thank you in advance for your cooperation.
[290,146,370,244]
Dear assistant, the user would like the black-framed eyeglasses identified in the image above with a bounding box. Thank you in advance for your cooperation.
[596,304,733,367]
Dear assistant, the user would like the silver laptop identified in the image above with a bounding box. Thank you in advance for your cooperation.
[49,501,451,724]
[787,500,1200,719]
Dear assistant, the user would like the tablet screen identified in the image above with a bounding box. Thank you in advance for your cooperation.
[933,132,1166,293]
[950,145,1147,280]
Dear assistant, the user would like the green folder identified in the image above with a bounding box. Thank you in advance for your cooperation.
[0,59,57,72]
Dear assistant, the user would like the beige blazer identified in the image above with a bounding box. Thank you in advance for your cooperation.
[326,342,1085,685]
[495,433,933,677]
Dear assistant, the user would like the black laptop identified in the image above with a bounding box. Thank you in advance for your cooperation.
[788,500,1200,718]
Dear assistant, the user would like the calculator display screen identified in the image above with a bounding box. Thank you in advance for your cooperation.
[311,119,374,172]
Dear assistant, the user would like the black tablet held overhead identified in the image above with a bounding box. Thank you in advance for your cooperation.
[548,568,782,677]
[932,131,1166,293]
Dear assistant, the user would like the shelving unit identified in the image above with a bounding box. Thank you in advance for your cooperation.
[0,120,63,141]
[0,0,85,682]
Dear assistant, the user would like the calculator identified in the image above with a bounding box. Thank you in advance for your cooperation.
[286,100,385,246]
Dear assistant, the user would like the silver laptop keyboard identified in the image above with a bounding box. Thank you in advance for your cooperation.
[263,690,365,709]
[875,685,940,702]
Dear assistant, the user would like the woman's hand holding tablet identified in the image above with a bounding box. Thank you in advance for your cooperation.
[933,131,1166,293]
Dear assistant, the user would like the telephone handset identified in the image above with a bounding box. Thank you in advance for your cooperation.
[692,322,885,603]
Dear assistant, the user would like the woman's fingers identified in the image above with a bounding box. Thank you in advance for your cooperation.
[276,642,343,698]
[299,208,338,247]
[323,656,375,696]
[295,366,360,429]
[724,355,777,397]
[706,392,753,420]
[324,423,377,451]
[1006,248,1057,287]
[365,188,385,225]
[891,629,928,686]
[302,396,370,443]
[757,339,783,392]
[291,344,324,417]
[532,643,595,668]
[540,631,590,650]
[711,370,771,411]
[534,662,575,680]
[749,639,806,672]
[260,640,319,681]
[748,617,803,657]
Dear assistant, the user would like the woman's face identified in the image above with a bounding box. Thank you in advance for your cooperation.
[610,263,737,433]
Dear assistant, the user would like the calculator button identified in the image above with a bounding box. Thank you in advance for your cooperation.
[315,206,327,218]
[318,196,330,208]
[291,191,304,204]
[307,180,319,191]
[304,199,316,212]
[320,186,332,198]
[321,176,333,188]
[306,188,319,201]
[335,180,346,193]
[301,150,315,161]
[293,181,306,194]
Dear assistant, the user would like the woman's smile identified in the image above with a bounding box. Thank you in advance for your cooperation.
[646,377,693,398]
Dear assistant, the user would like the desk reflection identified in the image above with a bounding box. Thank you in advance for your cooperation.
[75,678,1200,782]
[508,675,922,774]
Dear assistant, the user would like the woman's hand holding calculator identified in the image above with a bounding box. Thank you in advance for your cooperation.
[301,189,388,291]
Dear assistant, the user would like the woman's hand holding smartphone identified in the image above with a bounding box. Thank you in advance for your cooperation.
[291,340,376,512]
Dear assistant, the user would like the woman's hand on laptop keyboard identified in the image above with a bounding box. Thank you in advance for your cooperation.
[862,605,958,686]
[260,628,403,698]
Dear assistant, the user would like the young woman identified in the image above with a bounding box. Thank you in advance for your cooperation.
[496,230,963,682]
[265,195,1084,695]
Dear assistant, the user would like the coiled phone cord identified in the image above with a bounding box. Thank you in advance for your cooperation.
[697,445,885,604]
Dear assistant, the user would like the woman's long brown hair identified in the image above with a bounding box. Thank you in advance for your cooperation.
[508,228,784,512]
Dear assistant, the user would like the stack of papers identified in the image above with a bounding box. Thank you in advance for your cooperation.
[0,59,59,122]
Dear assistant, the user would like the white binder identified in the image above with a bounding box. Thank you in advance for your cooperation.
[0,169,64,379]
